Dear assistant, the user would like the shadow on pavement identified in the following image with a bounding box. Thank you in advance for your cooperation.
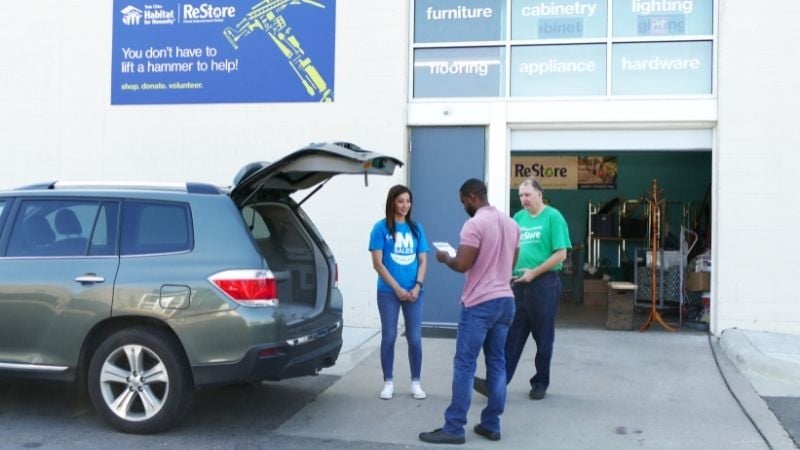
[764,397,800,447]
[0,374,337,435]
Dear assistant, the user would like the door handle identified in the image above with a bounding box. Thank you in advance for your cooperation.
[75,274,105,284]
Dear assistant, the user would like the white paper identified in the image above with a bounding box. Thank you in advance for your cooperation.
[432,241,456,258]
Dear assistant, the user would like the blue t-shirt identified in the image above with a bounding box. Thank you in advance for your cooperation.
[368,219,429,293]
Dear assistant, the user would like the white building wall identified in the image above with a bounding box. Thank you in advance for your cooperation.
[714,0,800,334]
[0,1,411,327]
[5,1,800,335]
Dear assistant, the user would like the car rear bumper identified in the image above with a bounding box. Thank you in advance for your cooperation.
[191,320,343,388]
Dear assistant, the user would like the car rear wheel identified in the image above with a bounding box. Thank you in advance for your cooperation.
[88,327,193,434]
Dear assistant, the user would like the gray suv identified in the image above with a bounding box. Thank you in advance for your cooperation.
[0,142,400,434]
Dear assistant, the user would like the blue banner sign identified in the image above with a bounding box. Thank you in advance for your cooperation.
[111,0,336,105]
[414,0,505,43]
[611,41,712,95]
[511,0,607,40]
[613,0,713,37]
[414,47,505,98]
[511,44,606,97]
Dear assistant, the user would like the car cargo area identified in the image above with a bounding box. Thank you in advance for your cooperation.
[241,203,325,320]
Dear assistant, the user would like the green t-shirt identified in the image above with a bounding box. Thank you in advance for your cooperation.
[513,205,572,276]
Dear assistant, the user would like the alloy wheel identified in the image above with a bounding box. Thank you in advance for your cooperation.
[98,344,170,422]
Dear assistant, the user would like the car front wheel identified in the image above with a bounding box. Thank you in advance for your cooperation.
[87,327,194,434]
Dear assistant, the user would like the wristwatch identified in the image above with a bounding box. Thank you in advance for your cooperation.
[415,280,424,288]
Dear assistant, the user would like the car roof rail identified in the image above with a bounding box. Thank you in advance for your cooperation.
[186,182,223,194]
[15,181,57,190]
[14,181,221,194]
[52,181,187,191]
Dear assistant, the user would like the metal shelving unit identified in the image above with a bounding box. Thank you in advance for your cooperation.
[586,200,648,268]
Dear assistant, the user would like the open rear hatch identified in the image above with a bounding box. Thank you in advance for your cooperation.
[230,142,402,205]
[230,142,402,323]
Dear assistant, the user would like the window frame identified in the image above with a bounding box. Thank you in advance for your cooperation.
[120,199,194,256]
[410,0,717,100]
[2,197,120,258]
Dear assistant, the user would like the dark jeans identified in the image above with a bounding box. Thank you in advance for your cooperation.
[505,271,561,390]
[443,297,515,436]
[377,291,423,381]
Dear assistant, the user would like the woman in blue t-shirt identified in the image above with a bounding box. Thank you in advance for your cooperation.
[369,184,429,400]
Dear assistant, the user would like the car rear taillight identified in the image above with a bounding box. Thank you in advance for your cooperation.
[334,262,339,287]
[209,270,278,307]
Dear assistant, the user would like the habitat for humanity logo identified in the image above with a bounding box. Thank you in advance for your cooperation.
[121,5,143,25]
[121,4,177,26]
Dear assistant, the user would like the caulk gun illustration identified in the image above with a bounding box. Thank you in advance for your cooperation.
[223,0,332,102]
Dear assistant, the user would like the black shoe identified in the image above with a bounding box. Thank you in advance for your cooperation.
[419,428,465,445]
[473,424,501,441]
[473,377,488,397]
[529,386,547,400]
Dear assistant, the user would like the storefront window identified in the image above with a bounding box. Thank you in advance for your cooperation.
[511,0,608,40]
[511,44,606,97]
[612,41,712,95]
[414,0,506,43]
[612,0,713,37]
[411,0,715,98]
[414,47,505,98]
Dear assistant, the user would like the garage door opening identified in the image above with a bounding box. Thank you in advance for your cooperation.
[510,129,713,332]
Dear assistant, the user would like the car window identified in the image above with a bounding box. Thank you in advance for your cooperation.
[241,205,271,239]
[89,202,120,256]
[0,199,7,236]
[6,199,101,257]
[121,201,192,255]
[251,204,312,261]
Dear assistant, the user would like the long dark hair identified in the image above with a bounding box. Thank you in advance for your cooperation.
[385,184,419,241]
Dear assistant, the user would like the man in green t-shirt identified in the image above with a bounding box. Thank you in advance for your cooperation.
[475,178,571,400]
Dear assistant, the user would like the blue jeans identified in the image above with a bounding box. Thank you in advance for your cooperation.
[443,297,515,436]
[505,271,561,390]
[377,291,423,381]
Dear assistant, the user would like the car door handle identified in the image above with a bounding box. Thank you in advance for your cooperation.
[75,274,105,284]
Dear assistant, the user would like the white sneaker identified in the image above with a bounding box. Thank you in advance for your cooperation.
[380,381,394,400]
[411,381,427,399]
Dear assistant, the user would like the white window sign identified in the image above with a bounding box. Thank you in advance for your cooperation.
[612,41,712,95]
[511,44,606,97]
[414,47,505,98]
[511,0,607,40]
[613,0,713,37]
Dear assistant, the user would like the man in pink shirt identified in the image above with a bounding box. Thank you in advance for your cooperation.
[419,179,519,445]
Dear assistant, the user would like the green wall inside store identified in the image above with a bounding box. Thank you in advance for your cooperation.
[509,151,711,273]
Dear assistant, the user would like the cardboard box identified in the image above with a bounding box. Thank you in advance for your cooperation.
[583,292,607,306]
[584,279,608,293]
[686,271,711,292]
[582,279,608,306]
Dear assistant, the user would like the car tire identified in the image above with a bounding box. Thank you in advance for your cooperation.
[87,327,194,434]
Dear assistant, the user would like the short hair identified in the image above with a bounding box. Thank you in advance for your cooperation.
[520,178,543,193]
[459,178,487,200]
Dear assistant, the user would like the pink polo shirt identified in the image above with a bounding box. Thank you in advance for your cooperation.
[459,205,520,307]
